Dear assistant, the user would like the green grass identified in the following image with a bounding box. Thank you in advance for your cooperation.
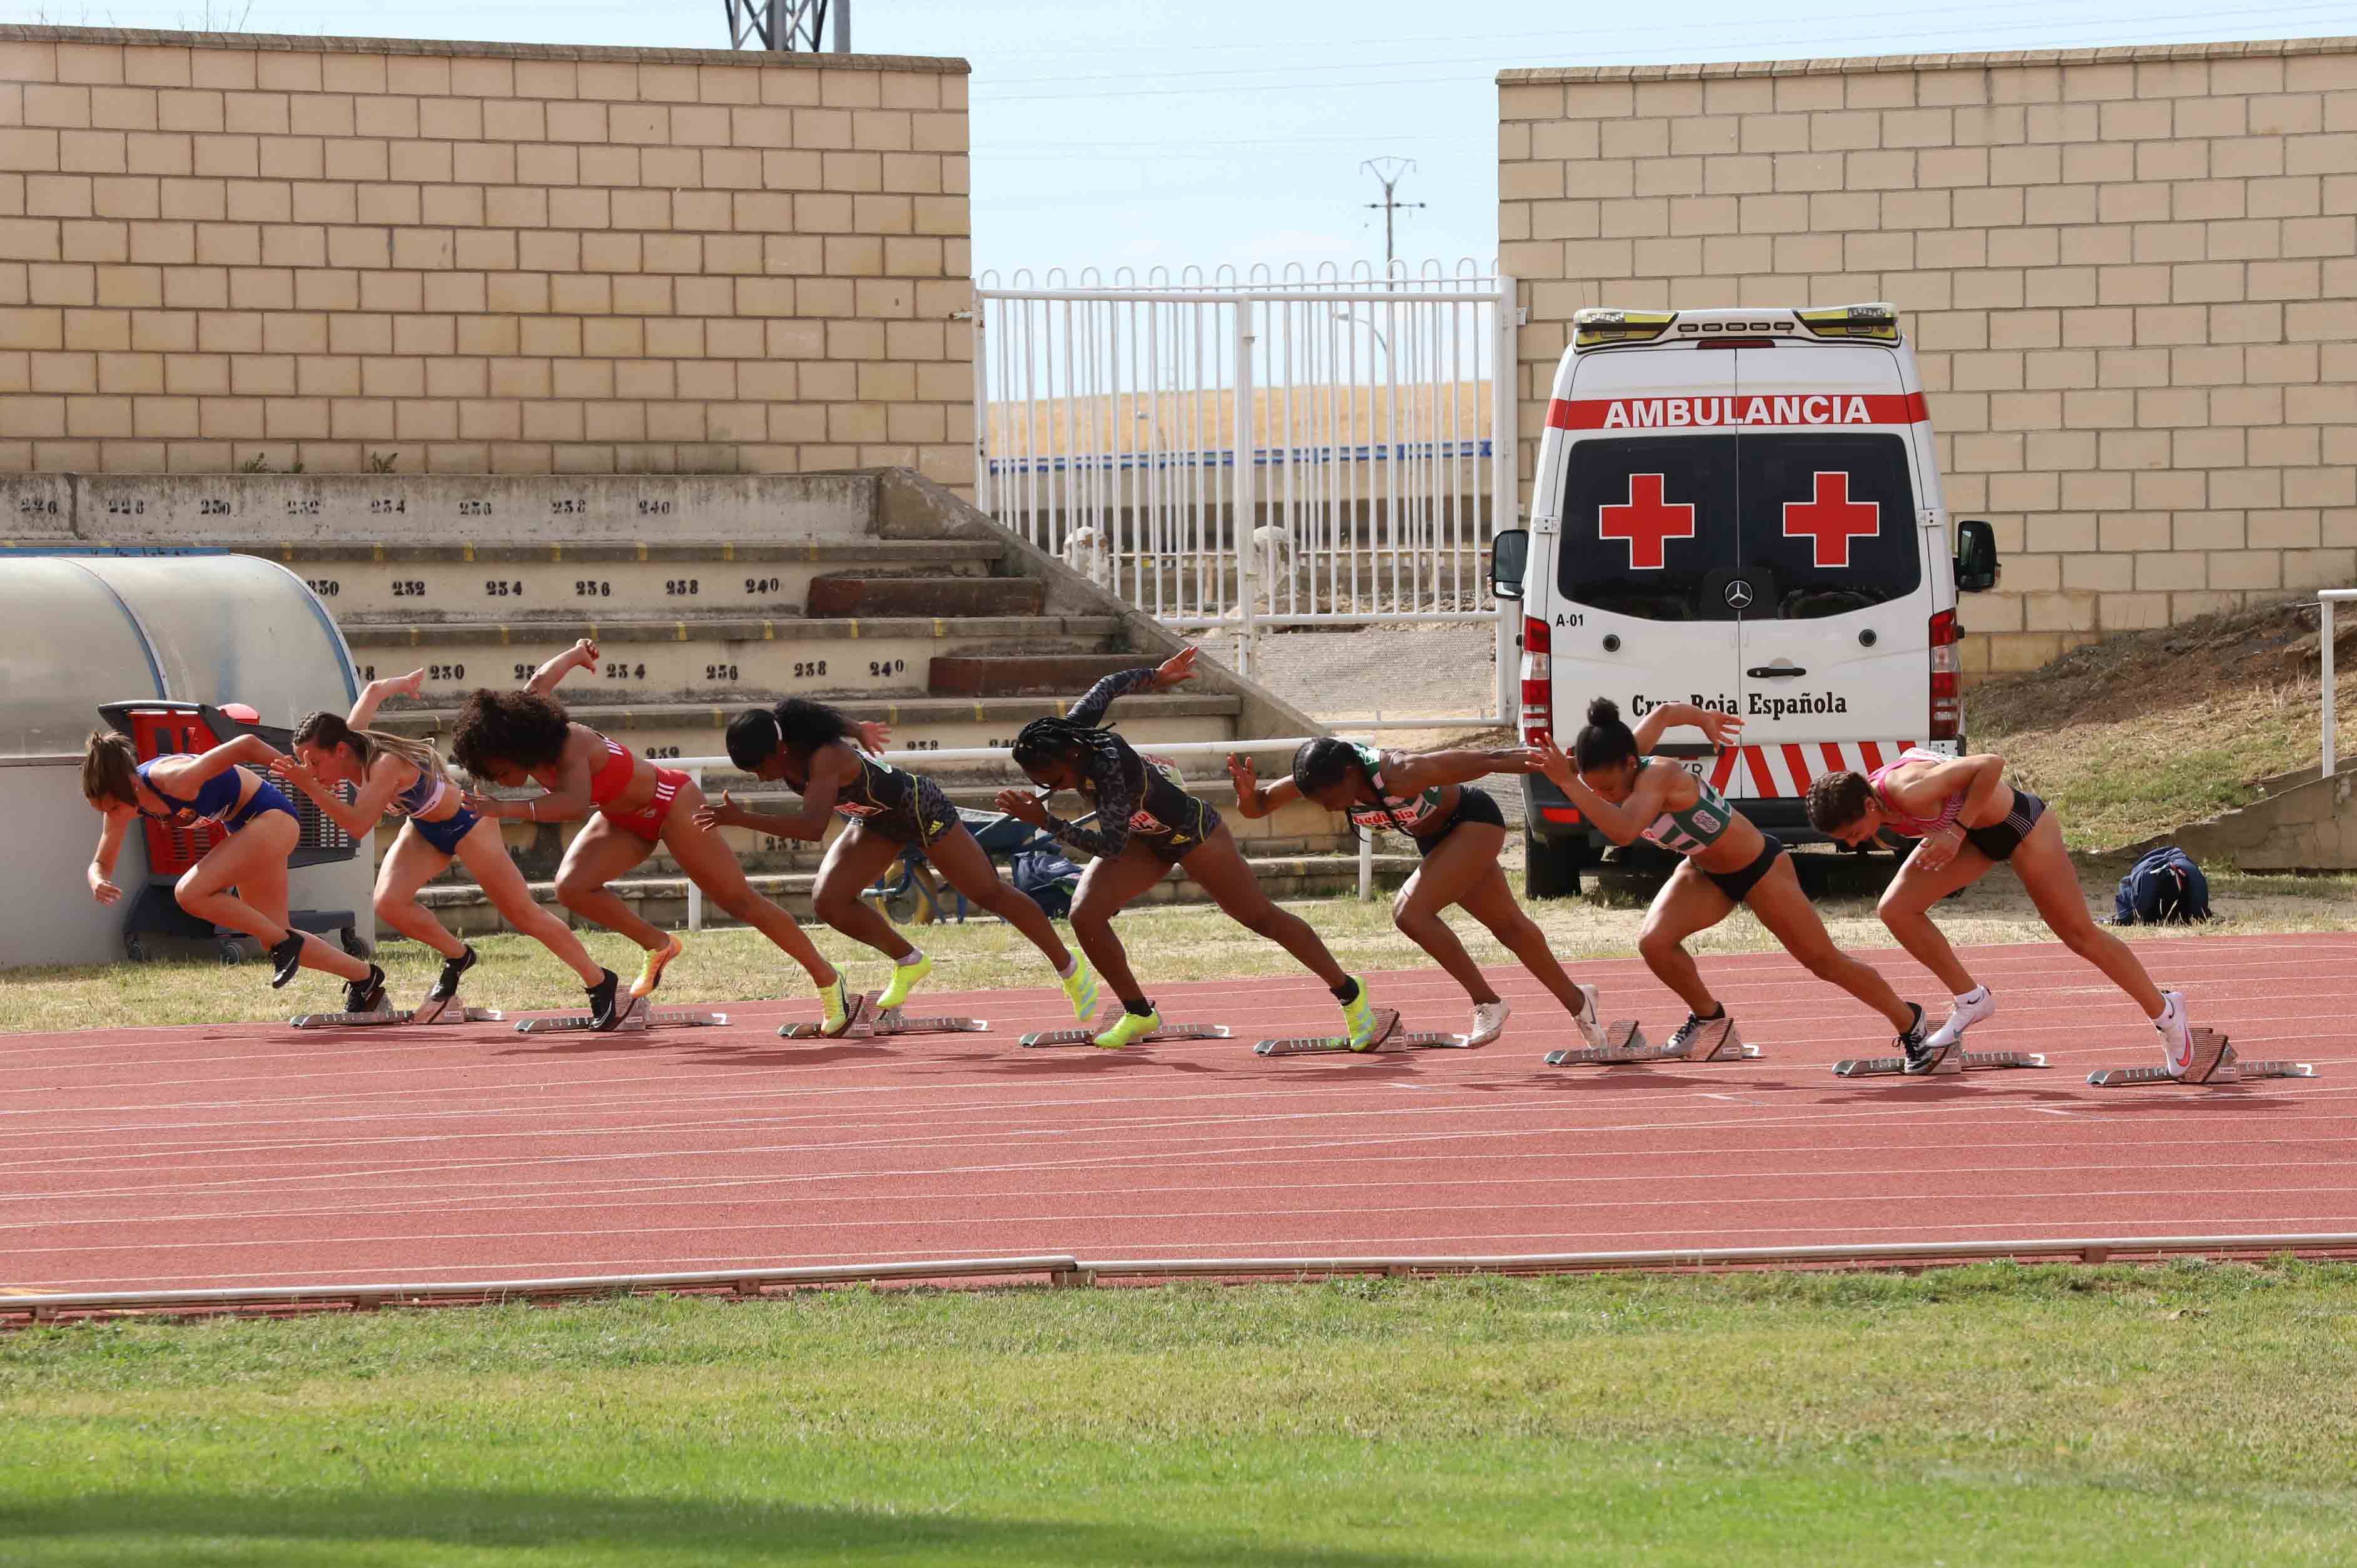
[6,862,2353,1034]
[5,1265,2357,1565]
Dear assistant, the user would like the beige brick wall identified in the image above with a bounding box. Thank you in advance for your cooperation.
[1499,37,2356,674]
[0,26,973,487]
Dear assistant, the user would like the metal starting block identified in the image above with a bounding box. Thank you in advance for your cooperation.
[514,996,726,1034]
[1020,1018,1232,1048]
[1834,1048,2047,1077]
[1546,1015,1760,1067]
[291,994,507,1029]
[2087,1036,2315,1086]
[1254,1008,1469,1056]
[778,991,988,1041]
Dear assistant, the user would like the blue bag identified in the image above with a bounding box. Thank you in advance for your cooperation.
[1010,847,1082,920]
[2114,846,2211,926]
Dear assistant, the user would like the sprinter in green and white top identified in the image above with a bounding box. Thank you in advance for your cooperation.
[1537,697,1929,1060]
[1230,736,1603,1051]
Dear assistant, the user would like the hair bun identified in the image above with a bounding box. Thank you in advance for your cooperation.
[1586,697,1621,727]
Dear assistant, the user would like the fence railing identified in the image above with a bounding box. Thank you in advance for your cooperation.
[2322,589,2353,778]
[972,261,1517,724]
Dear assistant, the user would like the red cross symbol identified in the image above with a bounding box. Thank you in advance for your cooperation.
[1782,471,1880,567]
[1598,473,1695,570]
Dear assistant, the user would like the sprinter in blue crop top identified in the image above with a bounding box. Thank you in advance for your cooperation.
[81,722,384,1012]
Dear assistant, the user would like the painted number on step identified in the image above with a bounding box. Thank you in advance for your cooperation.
[305,579,340,597]
[549,498,585,516]
[644,746,681,759]
[19,496,61,515]
[744,577,781,594]
[285,499,320,516]
[665,579,699,595]
[369,497,406,515]
[792,660,827,679]
[391,580,426,597]
[868,659,905,678]
[905,739,939,751]
[485,580,522,597]
[705,664,739,681]
[196,499,231,515]
[106,497,146,515]
[512,663,535,680]
[575,580,611,597]
[637,499,673,517]
[427,663,465,680]
[457,500,492,517]
[604,662,646,680]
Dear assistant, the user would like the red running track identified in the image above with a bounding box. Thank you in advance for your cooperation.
[4,931,2355,1293]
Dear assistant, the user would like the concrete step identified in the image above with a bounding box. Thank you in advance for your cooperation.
[397,781,1352,883]
[378,691,1245,769]
[408,851,1421,939]
[228,539,1003,623]
[927,654,1145,697]
[343,615,1127,706]
[807,576,1045,619]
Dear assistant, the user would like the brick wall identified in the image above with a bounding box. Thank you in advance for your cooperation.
[0,26,973,487]
[1498,37,2356,674]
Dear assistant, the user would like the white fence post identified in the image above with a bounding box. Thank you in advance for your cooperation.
[686,766,705,932]
[2324,590,2348,780]
[1232,300,1257,682]
[1492,271,1519,729]
[968,306,990,516]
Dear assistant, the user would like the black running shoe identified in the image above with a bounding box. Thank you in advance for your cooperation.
[1898,1003,1947,1075]
[586,968,622,1032]
[343,964,387,1016]
[430,944,478,1004]
[268,931,306,989]
[1663,1008,1725,1056]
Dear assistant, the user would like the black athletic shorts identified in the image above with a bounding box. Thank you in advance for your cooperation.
[1412,785,1506,857]
[851,772,960,848]
[1133,795,1223,866]
[1963,787,2045,862]
[1703,834,1785,904]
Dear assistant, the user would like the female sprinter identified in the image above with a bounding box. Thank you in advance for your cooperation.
[1806,751,2205,1077]
[697,699,1099,1023]
[447,639,856,1035]
[1535,699,1929,1057]
[1229,734,1600,1050]
[992,647,1368,1050]
[82,728,384,1010]
[271,667,622,1028]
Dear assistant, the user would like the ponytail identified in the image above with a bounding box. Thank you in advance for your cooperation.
[293,710,448,786]
[1573,697,1639,772]
[81,730,140,806]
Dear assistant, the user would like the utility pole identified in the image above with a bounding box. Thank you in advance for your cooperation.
[1361,157,1424,273]
[724,0,849,53]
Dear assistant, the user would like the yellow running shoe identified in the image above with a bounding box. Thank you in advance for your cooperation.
[1342,978,1384,1051]
[1092,1007,1161,1050]
[818,973,856,1038]
[630,934,684,999]
[878,953,932,1010]
[1060,958,1099,1021]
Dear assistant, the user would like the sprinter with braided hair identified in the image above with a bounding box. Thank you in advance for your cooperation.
[995,647,1358,1049]
[271,667,621,1026]
[1230,732,1603,1051]
[701,694,1099,1025]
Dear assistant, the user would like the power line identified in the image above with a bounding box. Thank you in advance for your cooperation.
[1362,158,1425,271]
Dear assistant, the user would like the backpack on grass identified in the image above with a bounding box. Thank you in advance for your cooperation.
[2113,846,2211,926]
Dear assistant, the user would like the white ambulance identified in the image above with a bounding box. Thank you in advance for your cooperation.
[1491,303,2000,895]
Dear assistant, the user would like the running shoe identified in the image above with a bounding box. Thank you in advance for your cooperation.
[585,968,623,1032]
[1466,999,1511,1048]
[818,973,857,1038]
[1897,1003,1949,1075]
[2156,991,2204,1077]
[1093,1007,1162,1050]
[878,953,932,1010]
[631,934,684,999]
[343,964,387,1016]
[1663,1008,1727,1058]
[268,931,306,989]
[428,943,477,1004]
[1341,978,1386,1051]
[1060,958,1098,1021]
[1922,986,1996,1051]
[1571,982,1604,1050]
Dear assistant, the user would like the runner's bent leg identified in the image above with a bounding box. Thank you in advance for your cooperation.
[454,817,605,985]
[660,779,836,987]
[1068,844,1169,1006]
[1184,821,1351,990]
[928,822,1075,973]
[1875,841,1990,996]
[1743,855,1915,1031]
[1391,821,1505,1005]
[2010,811,2166,1017]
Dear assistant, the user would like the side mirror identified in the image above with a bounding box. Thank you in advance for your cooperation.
[1490,528,1529,602]
[1954,518,1999,594]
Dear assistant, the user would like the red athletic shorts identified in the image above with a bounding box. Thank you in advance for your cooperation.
[599,766,688,841]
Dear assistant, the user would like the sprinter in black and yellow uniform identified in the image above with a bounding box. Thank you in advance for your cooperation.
[1000,647,1363,1050]
[699,697,1098,1024]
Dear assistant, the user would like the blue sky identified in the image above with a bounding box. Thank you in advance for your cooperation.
[33,0,2357,278]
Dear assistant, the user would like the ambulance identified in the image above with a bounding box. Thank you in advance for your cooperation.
[1490,303,2000,896]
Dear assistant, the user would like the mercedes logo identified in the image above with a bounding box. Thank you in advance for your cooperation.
[1724,579,1755,609]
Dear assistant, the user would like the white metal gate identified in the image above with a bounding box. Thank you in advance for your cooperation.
[973,261,1518,723]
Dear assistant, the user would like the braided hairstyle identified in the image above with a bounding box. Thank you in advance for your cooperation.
[1292,736,1417,841]
[1011,716,1128,796]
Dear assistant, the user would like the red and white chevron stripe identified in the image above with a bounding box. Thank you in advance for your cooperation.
[1706,740,1922,800]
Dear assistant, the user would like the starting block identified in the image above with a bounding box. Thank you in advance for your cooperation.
[1020,1017,1232,1048]
[291,995,507,1029]
[514,996,726,1034]
[1254,1008,1469,1056]
[1546,1015,1760,1067]
[2087,1036,2315,1087]
[1834,1048,2047,1077]
[778,991,988,1041]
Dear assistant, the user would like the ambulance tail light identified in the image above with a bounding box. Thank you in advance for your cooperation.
[1797,302,1900,342]
[1574,308,1675,348]
[1520,615,1553,746]
[1929,609,1961,741]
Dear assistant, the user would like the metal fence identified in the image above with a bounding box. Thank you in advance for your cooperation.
[973,260,1518,721]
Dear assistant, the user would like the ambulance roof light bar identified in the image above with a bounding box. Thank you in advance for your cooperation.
[1574,302,1900,348]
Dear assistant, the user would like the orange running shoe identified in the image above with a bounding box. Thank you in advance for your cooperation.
[631,934,684,999]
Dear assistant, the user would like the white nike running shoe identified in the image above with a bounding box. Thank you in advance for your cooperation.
[1466,999,1511,1048]
[1923,986,1997,1051]
[2156,990,2194,1076]
[1571,983,1604,1050]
